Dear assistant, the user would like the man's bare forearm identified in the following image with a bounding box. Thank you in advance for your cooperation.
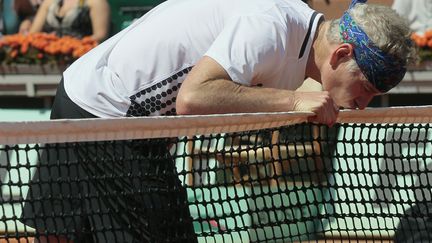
[176,56,338,126]
[176,77,296,115]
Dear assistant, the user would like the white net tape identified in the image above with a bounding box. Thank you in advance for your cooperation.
[1,106,431,144]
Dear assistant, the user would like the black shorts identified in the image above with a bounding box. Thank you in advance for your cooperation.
[394,202,432,243]
[20,78,197,243]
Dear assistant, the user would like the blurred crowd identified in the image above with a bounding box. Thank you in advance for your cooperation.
[0,0,317,43]
[1,0,111,42]
[2,0,432,45]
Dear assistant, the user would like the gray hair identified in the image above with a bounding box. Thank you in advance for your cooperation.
[326,3,417,73]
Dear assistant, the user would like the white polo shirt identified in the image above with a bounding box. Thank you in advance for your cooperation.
[63,0,323,117]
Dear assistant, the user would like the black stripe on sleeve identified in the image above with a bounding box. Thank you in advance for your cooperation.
[298,11,319,59]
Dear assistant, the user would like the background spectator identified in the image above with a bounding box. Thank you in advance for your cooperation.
[0,0,41,34]
[15,0,42,33]
[29,0,110,42]
[1,0,20,34]
[392,0,432,34]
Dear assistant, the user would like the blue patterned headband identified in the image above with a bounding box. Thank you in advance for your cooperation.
[339,0,406,93]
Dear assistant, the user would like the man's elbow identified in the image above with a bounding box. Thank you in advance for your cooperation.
[176,92,199,115]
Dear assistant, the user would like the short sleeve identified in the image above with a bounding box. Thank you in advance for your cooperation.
[205,15,287,86]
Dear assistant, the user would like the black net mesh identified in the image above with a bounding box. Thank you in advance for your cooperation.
[1,122,431,242]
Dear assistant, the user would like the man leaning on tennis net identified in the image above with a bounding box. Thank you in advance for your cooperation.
[20,0,416,242]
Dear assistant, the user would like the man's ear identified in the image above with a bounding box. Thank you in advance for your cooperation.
[329,43,354,68]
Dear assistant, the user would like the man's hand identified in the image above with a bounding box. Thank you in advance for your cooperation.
[293,91,339,127]
[178,56,340,121]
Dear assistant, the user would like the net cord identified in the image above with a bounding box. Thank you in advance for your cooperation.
[0,105,431,144]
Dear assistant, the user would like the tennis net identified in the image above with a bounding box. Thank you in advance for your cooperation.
[1,106,431,243]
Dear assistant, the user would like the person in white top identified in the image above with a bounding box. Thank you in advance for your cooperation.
[392,0,432,35]
[21,0,416,242]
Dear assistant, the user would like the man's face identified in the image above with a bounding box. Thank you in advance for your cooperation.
[318,42,383,110]
[322,65,381,110]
